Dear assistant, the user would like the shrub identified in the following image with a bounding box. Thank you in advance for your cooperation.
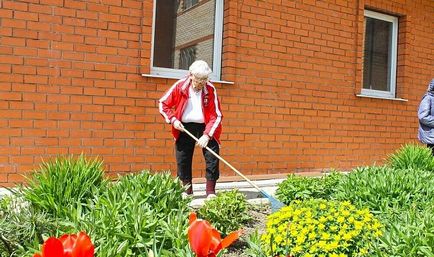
[276,172,344,205]
[79,171,191,257]
[22,154,107,220]
[333,166,434,212]
[373,205,434,257]
[0,195,61,257]
[332,166,434,257]
[387,143,434,171]
[198,189,251,237]
[261,199,383,257]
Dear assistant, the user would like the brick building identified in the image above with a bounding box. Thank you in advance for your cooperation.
[0,0,433,186]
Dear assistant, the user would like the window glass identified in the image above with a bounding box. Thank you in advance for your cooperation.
[179,46,197,70]
[184,0,199,10]
[363,17,392,91]
[362,10,398,98]
[153,0,217,72]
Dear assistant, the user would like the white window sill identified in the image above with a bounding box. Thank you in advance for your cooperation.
[356,94,408,102]
[141,73,234,85]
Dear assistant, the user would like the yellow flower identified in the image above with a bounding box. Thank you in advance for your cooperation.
[317,240,327,249]
[292,245,302,254]
[308,232,316,240]
[321,232,331,240]
[341,210,350,217]
[296,235,305,245]
[360,248,368,255]
[275,234,283,244]
[343,233,352,241]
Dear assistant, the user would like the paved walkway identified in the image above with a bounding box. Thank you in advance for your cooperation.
[189,178,284,208]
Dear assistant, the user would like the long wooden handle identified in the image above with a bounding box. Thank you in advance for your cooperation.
[182,128,263,193]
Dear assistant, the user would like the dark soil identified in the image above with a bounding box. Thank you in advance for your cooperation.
[221,204,270,257]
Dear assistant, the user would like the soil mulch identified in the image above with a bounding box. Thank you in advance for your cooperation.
[221,204,271,257]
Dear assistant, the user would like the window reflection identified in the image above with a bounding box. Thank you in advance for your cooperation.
[363,17,393,91]
[153,0,216,70]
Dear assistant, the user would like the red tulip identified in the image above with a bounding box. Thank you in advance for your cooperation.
[188,212,240,257]
[33,237,64,257]
[33,232,94,257]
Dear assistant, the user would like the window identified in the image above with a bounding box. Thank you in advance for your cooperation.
[362,10,398,98]
[179,46,197,70]
[183,0,198,10]
[151,0,224,80]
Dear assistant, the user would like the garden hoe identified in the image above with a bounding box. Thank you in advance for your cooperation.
[183,128,285,213]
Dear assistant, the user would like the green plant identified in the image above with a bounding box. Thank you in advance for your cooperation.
[276,172,344,205]
[387,143,434,171]
[0,195,12,217]
[261,199,383,257]
[372,205,434,257]
[332,166,434,257]
[198,189,251,236]
[0,195,66,257]
[79,171,191,257]
[333,166,434,212]
[22,154,107,220]
[245,230,268,257]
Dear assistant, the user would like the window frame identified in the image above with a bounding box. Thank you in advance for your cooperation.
[361,10,398,99]
[150,0,224,81]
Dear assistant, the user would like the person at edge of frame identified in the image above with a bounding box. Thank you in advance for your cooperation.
[418,78,434,154]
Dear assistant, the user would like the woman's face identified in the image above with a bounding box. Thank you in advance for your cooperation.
[191,75,208,91]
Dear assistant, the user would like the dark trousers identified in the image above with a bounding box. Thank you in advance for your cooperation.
[175,123,220,181]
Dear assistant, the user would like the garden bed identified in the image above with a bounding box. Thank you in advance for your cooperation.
[1,144,433,257]
[222,204,270,257]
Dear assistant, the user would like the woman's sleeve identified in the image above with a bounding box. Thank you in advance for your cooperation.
[418,96,434,126]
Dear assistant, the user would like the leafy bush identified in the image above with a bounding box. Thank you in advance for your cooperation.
[0,195,63,257]
[22,154,107,220]
[387,143,434,171]
[333,166,434,212]
[198,189,251,237]
[79,171,191,257]
[332,166,434,257]
[276,172,344,204]
[261,199,383,257]
[0,195,11,216]
[373,205,434,257]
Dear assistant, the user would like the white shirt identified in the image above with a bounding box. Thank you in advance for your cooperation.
[182,86,204,123]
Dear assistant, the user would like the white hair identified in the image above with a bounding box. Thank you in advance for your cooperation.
[189,60,212,78]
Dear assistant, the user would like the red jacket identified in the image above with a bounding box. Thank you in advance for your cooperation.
[159,77,223,144]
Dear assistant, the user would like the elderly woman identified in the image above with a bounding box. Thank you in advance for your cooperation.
[159,60,223,198]
[418,78,434,154]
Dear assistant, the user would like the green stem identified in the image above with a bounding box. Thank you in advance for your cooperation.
[0,233,13,255]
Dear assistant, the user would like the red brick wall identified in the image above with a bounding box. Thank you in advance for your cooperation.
[0,0,433,186]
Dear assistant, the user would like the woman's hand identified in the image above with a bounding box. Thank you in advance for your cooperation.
[197,135,210,148]
[173,120,184,132]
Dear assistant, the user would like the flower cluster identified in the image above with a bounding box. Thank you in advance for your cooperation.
[261,199,383,257]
